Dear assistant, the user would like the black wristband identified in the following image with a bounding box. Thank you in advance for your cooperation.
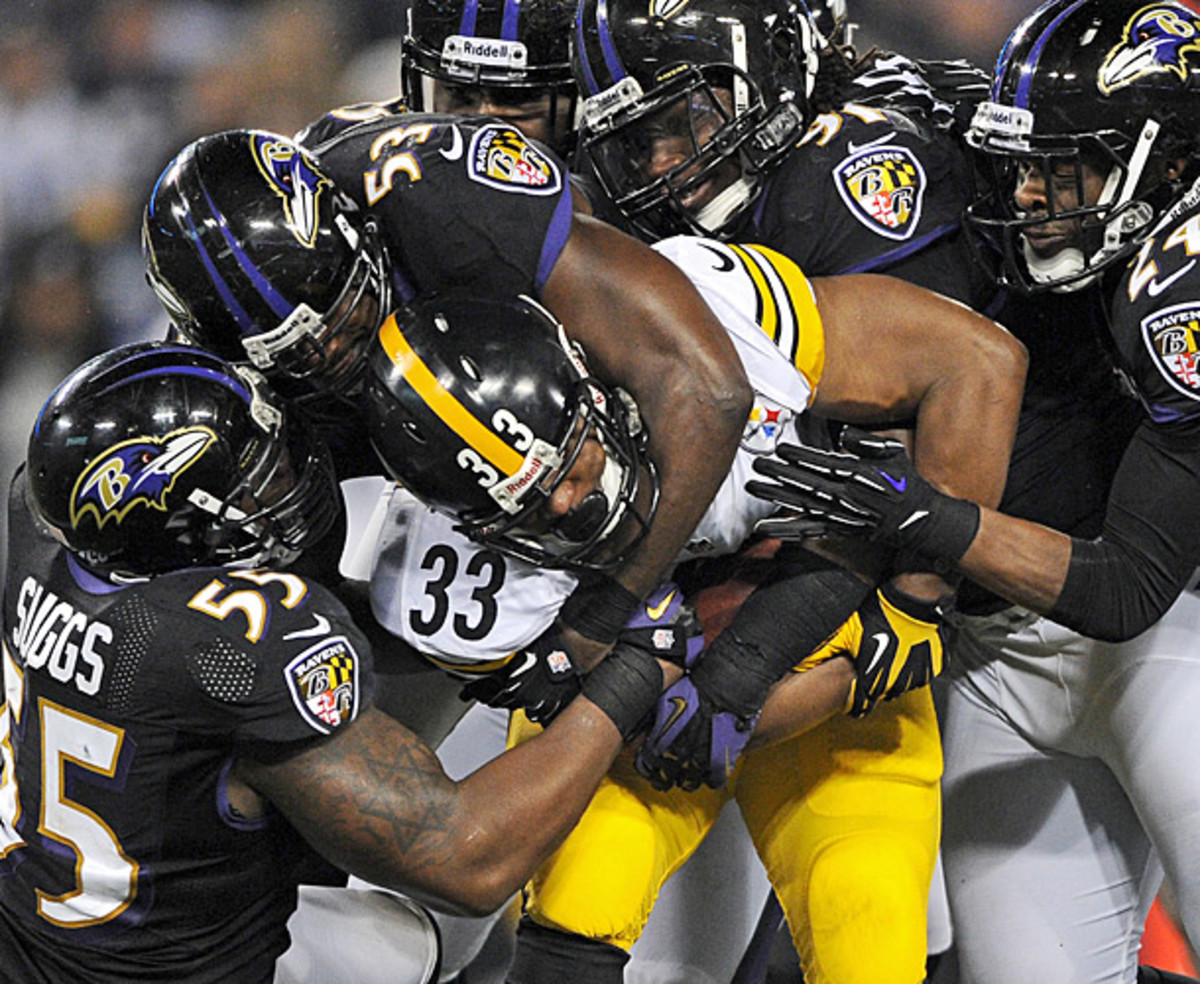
[559,576,641,644]
[581,644,663,741]
[905,495,981,562]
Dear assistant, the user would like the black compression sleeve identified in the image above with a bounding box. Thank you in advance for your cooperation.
[1048,418,1200,641]
[691,562,874,716]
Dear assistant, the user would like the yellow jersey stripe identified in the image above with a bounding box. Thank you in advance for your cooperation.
[728,243,775,341]
[378,314,524,474]
[737,243,826,394]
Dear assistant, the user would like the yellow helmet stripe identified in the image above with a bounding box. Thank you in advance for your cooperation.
[378,314,524,474]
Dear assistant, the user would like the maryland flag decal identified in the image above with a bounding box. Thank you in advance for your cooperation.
[468,124,563,196]
[834,144,926,240]
[1142,302,1200,401]
[285,637,361,733]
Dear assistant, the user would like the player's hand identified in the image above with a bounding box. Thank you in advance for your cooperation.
[746,426,980,561]
[459,628,581,725]
[635,674,759,792]
[617,582,704,670]
[809,582,952,717]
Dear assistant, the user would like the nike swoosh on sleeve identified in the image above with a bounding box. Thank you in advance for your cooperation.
[282,613,332,641]
[1147,260,1197,297]
[645,589,678,621]
[439,125,464,161]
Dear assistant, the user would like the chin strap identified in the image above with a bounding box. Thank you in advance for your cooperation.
[694,175,757,235]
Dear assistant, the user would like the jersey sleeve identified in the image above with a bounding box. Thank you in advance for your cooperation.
[318,116,574,302]
[146,569,375,748]
[653,236,825,408]
[1050,415,1200,639]
[755,105,979,304]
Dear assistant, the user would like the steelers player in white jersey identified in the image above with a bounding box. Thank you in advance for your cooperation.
[360,234,1026,984]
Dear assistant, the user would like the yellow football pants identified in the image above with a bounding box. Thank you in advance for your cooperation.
[510,686,941,984]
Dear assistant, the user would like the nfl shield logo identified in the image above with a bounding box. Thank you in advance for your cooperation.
[834,144,926,241]
[1142,302,1200,400]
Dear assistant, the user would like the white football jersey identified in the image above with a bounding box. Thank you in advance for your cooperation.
[367,236,828,668]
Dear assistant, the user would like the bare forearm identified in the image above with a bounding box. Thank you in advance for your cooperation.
[243,703,625,917]
[955,506,1072,613]
[748,657,854,749]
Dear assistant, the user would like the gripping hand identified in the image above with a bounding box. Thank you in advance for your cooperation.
[618,582,704,670]
[459,628,581,725]
[810,582,952,717]
[635,674,759,791]
[747,426,980,562]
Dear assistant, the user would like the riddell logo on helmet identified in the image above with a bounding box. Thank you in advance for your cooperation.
[500,455,550,502]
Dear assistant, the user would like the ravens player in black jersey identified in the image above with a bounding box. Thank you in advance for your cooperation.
[748,1,1200,981]
[142,119,751,692]
[0,341,671,984]
[296,0,579,157]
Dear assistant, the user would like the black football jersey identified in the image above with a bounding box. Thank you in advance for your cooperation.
[305,112,574,306]
[1112,186,1200,427]
[0,469,374,983]
[746,103,986,306]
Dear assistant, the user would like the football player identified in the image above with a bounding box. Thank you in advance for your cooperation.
[359,227,1026,984]
[747,1,1200,981]
[296,0,578,157]
[141,124,753,682]
[0,342,672,983]
[562,2,996,980]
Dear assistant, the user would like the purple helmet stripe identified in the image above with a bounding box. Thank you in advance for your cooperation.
[501,0,520,40]
[114,363,253,404]
[1013,0,1092,107]
[459,0,480,36]
[576,11,600,94]
[596,0,629,87]
[198,184,295,324]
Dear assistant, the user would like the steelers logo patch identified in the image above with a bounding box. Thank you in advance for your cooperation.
[285,636,362,733]
[467,124,563,196]
[834,144,926,241]
[1141,302,1200,401]
[742,397,794,454]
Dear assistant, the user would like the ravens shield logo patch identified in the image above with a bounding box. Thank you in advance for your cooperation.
[834,143,926,241]
[467,124,563,196]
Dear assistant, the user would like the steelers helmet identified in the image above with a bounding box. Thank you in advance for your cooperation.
[364,291,658,571]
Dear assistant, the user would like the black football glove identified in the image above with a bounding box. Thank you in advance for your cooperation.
[746,426,980,563]
[459,627,581,725]
[809,582,952,718]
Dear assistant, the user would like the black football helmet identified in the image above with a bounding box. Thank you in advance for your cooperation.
[808,0,855,48]
[572,0,820,240]
[401,0,578,153]
[965,0,1200,293]
[142,129,390,395]
[364,292,659,572]
[27,342,339,578]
